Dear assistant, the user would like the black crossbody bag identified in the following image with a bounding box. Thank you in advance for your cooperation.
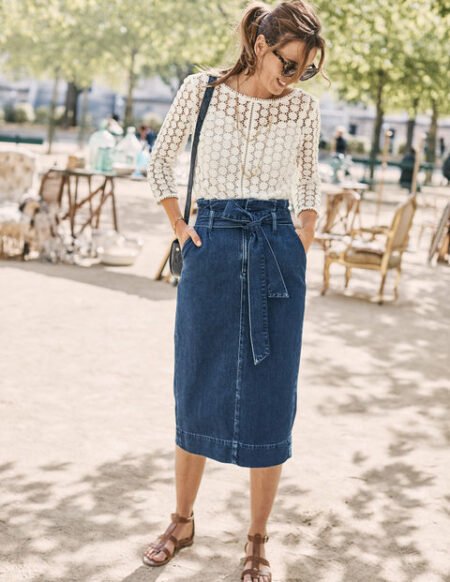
[169,74,217,277]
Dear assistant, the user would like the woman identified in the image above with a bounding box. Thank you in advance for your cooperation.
[144,1,327,580]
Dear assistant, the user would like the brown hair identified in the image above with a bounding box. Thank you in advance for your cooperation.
[198,0,329,89]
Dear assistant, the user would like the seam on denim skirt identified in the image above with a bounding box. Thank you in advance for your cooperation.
[231,228,246,462]
[177,427,291,449]
[194,222,294,229]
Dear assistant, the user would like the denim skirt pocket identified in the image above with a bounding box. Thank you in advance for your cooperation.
[288,224,307,262]
[180,236,195,259]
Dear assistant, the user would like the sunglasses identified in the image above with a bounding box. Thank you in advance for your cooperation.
[272,49,318,81]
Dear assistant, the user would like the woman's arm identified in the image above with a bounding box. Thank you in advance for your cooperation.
[291,96,322,251]
[147,73,206,244]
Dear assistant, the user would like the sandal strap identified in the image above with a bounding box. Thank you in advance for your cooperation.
[244,555,270,567]
[242,567,271,578]
[146,513,194,558]
[159,546,171,558]
[146,540,172,557]
[247,533,269,543]
[170,511,194,523]
[242,532,271,579]
[159,513,194,543]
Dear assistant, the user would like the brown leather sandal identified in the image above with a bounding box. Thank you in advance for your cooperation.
[241,532,272,581]
[142,511,195,567]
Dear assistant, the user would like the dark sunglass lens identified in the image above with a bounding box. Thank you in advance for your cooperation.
[285,65,297,76]
[300,66,317,81]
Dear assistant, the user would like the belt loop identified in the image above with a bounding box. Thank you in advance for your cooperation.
[271,210,277,232]
[208,209,215,230]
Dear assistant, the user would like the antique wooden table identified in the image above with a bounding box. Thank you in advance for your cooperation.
[51,168,119,239]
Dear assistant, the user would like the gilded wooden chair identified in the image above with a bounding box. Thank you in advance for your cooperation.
[314,189,361,251]
[0,149,39,257]
[321,194,417,304]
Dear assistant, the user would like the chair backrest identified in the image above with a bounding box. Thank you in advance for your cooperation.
[38,169,65,205]
[0,149,37,203]
[322,189,361,234]
[388,194,417,252]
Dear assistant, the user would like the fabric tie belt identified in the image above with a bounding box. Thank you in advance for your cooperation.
[210,202,290,366]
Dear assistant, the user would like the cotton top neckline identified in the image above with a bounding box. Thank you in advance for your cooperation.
[220,80,299,104]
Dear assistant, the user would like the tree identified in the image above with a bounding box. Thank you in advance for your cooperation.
[316,0,449,180]
[93,0,242,125]
[0,0,109,151]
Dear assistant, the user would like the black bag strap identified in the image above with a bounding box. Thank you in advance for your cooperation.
[183,74,217,225]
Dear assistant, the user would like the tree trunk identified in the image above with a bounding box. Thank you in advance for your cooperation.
[62,82,81,128]
[124,48,137,127]
[406,97,419,152]
[77,88,90,149]
[425,99,438,184]
[46,73,60,155]
[369,72,385,181]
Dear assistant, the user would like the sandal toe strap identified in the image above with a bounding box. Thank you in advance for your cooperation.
[244,555,270,567]
[148,538,172,556]
[242,567,269,577]
[159,546,172,558]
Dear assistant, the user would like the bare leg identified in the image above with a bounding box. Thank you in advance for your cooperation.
[242,464,283,582]
[144,445,206,563]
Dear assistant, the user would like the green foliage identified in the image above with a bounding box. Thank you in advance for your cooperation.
[315,0,449,116]
[3,102,35,123]
[311,0,449,173]
[33,105,65,125]
[433,0,450,16]
[34,105,49,124]
[347,138,368,155]
[3,104,15,123]
[0,0,448,134]
[0,0,94,86]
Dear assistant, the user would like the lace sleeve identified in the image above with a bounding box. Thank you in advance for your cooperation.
[291,96,322,218]
[147,74,203,204]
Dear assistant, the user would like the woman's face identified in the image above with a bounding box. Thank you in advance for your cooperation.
[254,35,318,95]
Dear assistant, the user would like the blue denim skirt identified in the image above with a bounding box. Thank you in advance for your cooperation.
[173,197,307,468]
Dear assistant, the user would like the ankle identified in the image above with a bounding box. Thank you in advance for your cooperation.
[248,526,268,537]
[176,508,194,519]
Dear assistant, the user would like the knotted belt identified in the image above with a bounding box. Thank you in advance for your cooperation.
[211,202,290,366]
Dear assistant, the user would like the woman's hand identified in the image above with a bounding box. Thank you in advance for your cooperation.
[294,209,318,254]
[176,222,202,250]
[295,227,314,253]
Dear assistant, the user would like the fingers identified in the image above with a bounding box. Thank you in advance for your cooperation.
[180,227,201,250]
[189,227,202,247]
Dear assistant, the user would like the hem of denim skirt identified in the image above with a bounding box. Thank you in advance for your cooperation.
[175,427,292,468]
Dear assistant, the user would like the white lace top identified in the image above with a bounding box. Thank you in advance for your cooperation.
[147,71,322,218]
